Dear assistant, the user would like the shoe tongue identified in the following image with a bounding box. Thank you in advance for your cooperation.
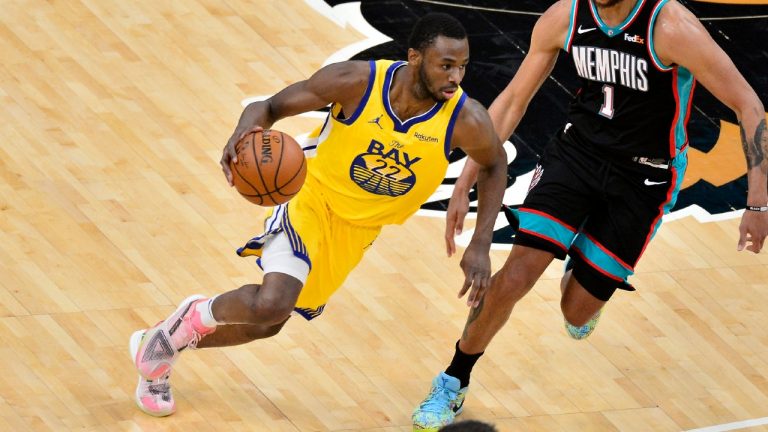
[439,373,460,392]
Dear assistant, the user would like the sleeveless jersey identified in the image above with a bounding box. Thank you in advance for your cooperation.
[563,0,696,159]
[302,59,467,227]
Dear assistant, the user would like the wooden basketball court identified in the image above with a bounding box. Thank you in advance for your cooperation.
[1,1,767,431]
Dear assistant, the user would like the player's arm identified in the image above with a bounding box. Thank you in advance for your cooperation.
[220,61,371,185]
[653,1,768,253]
[453,0,569,195]
[447,0,570,238]
[451,98,508,307]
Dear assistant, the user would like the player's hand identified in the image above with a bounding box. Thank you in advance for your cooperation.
[445,189,470,257]
[737,209,768,253]
[458,242,491,308]
[221,126,263,186]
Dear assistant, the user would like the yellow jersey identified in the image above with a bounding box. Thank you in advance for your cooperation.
[302,59,467,227]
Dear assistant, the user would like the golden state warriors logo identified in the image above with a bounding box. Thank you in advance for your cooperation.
[350,139,421,196]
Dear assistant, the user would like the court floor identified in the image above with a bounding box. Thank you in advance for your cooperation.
[1,1,767,431]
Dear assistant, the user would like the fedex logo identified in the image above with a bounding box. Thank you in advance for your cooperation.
[624,33,645,44]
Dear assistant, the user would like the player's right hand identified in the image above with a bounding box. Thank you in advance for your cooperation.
[221,126,263,186]
[445,188,470,257]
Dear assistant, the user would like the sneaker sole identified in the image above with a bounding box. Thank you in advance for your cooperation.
[129,331,175,417]
[131,294,205,379]
[133,375,175,417]
[412,405,464,431]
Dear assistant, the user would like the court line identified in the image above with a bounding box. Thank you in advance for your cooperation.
[685,417,768,432]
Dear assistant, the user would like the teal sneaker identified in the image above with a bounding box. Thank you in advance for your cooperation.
[412,372,468,431]
[564,309,602,340]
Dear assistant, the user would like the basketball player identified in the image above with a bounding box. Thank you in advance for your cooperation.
[128,13,507,416]
[412,0,768,429]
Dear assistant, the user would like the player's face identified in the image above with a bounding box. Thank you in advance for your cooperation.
[414,36,469,102]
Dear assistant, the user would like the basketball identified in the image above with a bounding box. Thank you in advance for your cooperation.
[230,129,307,206]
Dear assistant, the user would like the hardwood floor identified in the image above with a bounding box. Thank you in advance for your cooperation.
[1,1,767,431]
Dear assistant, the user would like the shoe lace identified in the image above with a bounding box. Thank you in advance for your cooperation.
[419,383,457,413]
[187,330,203,350]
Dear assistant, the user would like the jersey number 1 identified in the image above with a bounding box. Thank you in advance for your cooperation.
[599,84,614,119]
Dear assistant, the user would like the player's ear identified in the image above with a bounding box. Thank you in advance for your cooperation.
[407,47,422,66]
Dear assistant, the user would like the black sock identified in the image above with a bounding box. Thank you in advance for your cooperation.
[444,340,483,388]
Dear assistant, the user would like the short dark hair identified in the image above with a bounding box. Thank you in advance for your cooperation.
[408,12,467,52]
[438,419,498,432]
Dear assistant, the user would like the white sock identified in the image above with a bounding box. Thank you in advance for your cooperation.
[195,295,221,329]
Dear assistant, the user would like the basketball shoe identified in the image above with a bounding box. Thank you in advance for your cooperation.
[564,309,602,340]
[132,295,215,380]
[412,372,468,431]
[130,330,175,416]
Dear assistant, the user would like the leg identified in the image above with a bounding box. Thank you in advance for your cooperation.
[560,271,605,327]
[133,272,303,378]
[459,246,555,353]
[211,272,303,326]
[412,246,555,431]
[414,137,597,430]
[195,318,290,348]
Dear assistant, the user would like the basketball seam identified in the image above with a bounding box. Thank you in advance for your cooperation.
[274,155,306,196]
[232,134,264,205]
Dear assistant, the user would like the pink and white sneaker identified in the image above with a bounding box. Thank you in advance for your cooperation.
[132,295,215,380]
[130,330,176,416]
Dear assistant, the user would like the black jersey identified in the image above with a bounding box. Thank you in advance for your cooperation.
[563,0,696,159]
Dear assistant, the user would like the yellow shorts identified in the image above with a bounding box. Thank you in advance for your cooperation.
[237,178,381,319]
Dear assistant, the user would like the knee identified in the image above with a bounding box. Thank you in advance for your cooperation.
[560,294,595,327]
[243,319,288,339]
[560,299,587,327]
[240,284,295,326]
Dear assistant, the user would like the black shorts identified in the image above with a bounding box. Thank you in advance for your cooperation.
[513,130,688,301]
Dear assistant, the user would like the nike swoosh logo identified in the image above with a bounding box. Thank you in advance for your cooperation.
[452,399,464,413]
[644,179,668,186]
[577,25,597,34]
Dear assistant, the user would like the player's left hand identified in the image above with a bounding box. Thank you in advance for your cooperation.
[221,125,264,186]
[738,209,768,253]
[458,242,491,307]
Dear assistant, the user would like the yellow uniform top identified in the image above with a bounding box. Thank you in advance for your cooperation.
[303,59,467,227]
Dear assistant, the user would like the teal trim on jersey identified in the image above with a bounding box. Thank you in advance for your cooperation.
[519,210,577,251]
[648,0,672,71]
[564,0,579,51]
[646,150,687,243]
[589,0,644,37]
[572,236,633,281]
[673,67,694,154]
[665,151,687,214]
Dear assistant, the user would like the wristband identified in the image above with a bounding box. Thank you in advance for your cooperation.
[746,205,768,212]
